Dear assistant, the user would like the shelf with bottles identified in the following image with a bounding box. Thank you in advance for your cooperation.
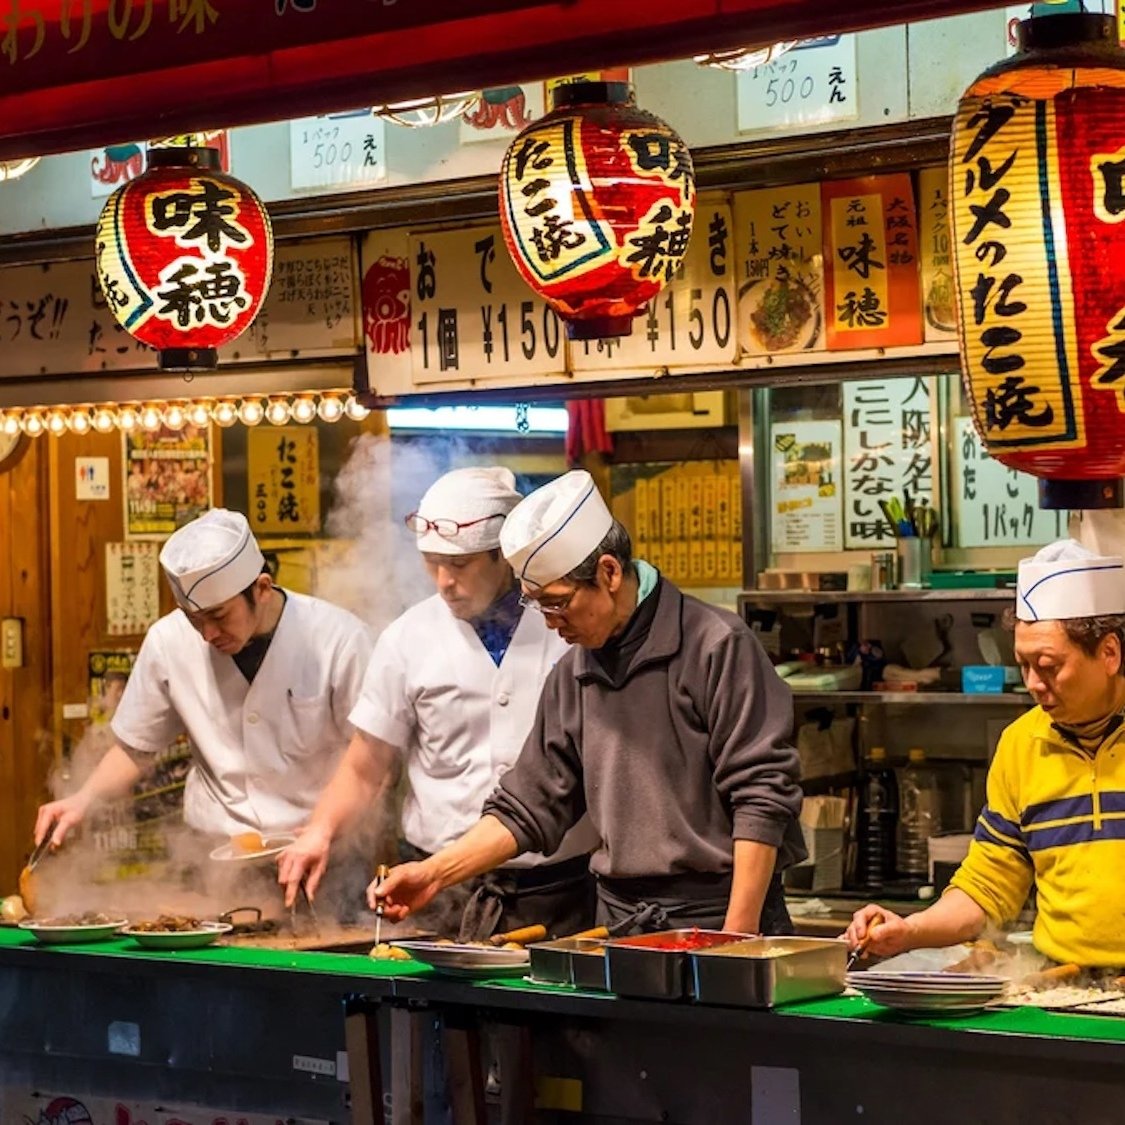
[740,588,1015,608]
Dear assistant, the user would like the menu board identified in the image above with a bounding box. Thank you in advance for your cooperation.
[770,420,843,552]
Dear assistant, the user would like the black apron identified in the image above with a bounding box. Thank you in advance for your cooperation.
[595,870,794,936]
[398,842,597,942]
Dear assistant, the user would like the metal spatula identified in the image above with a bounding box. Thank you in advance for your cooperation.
[846,912,885,971]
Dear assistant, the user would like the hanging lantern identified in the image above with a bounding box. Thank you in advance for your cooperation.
[94,147,273,372]
[951,12,1125,509]
[498,81,696,340]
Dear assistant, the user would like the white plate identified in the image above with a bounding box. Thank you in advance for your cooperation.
[19,919,128,944]
[853,988,999,1016]
[121,922,233,950]
[208,835,296,863]
[849,971,1008,988]
[738,277,821,354]
[391,939,530,978]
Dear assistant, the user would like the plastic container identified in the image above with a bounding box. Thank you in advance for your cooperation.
[856,747,898,890]
[961,665,1005,693]
[898,748,943,881]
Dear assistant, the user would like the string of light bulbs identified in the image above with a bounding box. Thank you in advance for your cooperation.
[0,391,370,438]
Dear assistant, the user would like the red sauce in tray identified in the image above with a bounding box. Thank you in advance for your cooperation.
[617,928,739,951]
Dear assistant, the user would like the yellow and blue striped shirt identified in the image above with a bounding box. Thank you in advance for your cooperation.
[950,705,1125,966]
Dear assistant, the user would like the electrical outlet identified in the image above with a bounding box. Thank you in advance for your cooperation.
[1,617,24,669]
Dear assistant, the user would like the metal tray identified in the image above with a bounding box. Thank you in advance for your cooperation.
[605,930,751,1000]
[689,936,848,1008]
[528,937,609,991]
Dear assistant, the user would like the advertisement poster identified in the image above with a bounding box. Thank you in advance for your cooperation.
[822,173,923,351]
[917,165,957,342]
[105,542,161,636]
[247,427,322,535]
[770,420,843,552]
[123,424,213,539]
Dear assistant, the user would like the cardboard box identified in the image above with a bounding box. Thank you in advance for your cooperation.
[961,665,1005,694]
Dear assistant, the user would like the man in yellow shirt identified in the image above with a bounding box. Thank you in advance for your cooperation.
[847,538,1125,967]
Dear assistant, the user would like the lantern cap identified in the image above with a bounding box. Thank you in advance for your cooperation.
[159,347,219,372]
[147,145,222,172]
[1015,12,1117,54]
[567,314,635,340]
[550,81,633,112]
[1038,478,1125,511]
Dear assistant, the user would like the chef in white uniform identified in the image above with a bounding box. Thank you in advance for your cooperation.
[278,466,597,939]
[35,509,373,852]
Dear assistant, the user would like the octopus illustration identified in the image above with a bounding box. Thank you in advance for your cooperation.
[362,255,411,355]
[463,86,533,132]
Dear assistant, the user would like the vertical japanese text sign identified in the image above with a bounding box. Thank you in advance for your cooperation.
[408,226,567,386]
[247,427,321,535]
[822,174,923,350]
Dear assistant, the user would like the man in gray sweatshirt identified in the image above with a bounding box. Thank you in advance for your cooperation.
[372,470,805,935]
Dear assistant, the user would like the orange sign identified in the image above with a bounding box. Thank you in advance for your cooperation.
[822,173,923,350]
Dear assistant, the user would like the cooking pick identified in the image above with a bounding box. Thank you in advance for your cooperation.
[847,912,885,971]
[18,835,54,917]
[373,862,389,949]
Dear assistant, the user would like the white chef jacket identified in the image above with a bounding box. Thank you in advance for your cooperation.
[349,593,598,866]
[112,591,373,838]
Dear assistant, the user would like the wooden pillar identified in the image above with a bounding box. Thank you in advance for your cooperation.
[344,1001,385,1125]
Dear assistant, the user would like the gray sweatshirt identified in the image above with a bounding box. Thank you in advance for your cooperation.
[484,576,806,879]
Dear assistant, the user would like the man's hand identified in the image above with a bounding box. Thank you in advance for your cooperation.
[34,793,92,849]
[366,860,443,920]
[277,825,332,908]
[844,904,913,960]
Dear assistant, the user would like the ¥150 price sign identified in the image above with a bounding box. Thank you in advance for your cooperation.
[737,35,858,133]
[408,226,567,386]
[571,201,738,372]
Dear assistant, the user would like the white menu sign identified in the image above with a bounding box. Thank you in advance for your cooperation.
[570,199,738,372]
[290,111,387,191]
[770,420,843,552]
[408,226,567,386]
[105,542,161,637]
[842,377,941,548]
[737,35,858,133]
[953,417,1068,547]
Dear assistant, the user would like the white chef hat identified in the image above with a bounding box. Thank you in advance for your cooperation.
[159,508,266,612]
[500,469,614,588]
[412,467,523,555]
[1016,538,1125,622]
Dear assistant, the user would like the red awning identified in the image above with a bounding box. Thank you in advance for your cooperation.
[0,0,1002,160]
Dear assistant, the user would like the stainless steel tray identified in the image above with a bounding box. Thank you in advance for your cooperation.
[528,937,608,991]
[605,930,751,1000]
[689,936,847,1008]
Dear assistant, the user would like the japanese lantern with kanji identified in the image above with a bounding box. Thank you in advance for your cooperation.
[951,12,1125,509]
[95,146,273,371]
[498,81,695,340]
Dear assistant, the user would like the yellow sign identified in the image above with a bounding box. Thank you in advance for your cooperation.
[247,427,321,535]
[917,166,956,341]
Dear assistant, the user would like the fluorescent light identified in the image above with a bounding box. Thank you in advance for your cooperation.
[387,404,568,434]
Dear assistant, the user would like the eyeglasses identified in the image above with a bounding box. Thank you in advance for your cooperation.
[518,585,580,618]
[404,512,506,538]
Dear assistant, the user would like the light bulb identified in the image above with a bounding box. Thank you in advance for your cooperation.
[140,404,163,432]
[265,399,291,426]
[162,402,188,430]
[1,413,20,437]
[187,402,212,428]
[212,400,238,428]
[117,406,139,433]
[238,398,266,426]
[317,395,344,423]
[67,409,92,435]
[93,407,117,434]
[46,409,68,436]
[291,397,317,424]
[21,411,45,437]
[344,395,370,422]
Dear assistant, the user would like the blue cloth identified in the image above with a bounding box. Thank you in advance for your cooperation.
[471,587,523,666]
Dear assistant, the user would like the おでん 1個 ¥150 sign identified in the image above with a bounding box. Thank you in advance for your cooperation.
[95,147,273,372]
[951,11,1125,510]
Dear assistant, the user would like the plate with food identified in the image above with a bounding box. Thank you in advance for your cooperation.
[19,912,128,944]
[121,916,234,950]
[739,277,821,354]
[388,939,531,978]
[209,832,296,863]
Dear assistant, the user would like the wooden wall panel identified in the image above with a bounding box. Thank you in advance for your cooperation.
[0,438,53,892]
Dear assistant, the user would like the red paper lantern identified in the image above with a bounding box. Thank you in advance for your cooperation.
[499,81,695,339]
[95,147,273,372]
[951,13,1125,508]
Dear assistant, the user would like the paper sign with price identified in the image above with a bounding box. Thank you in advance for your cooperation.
[570,199,737,372]
[290,111,387,191]
[737,35,858,133]
[408,226,568,386]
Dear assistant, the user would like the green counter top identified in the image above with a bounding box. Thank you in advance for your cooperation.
[5,925,1125,1046]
